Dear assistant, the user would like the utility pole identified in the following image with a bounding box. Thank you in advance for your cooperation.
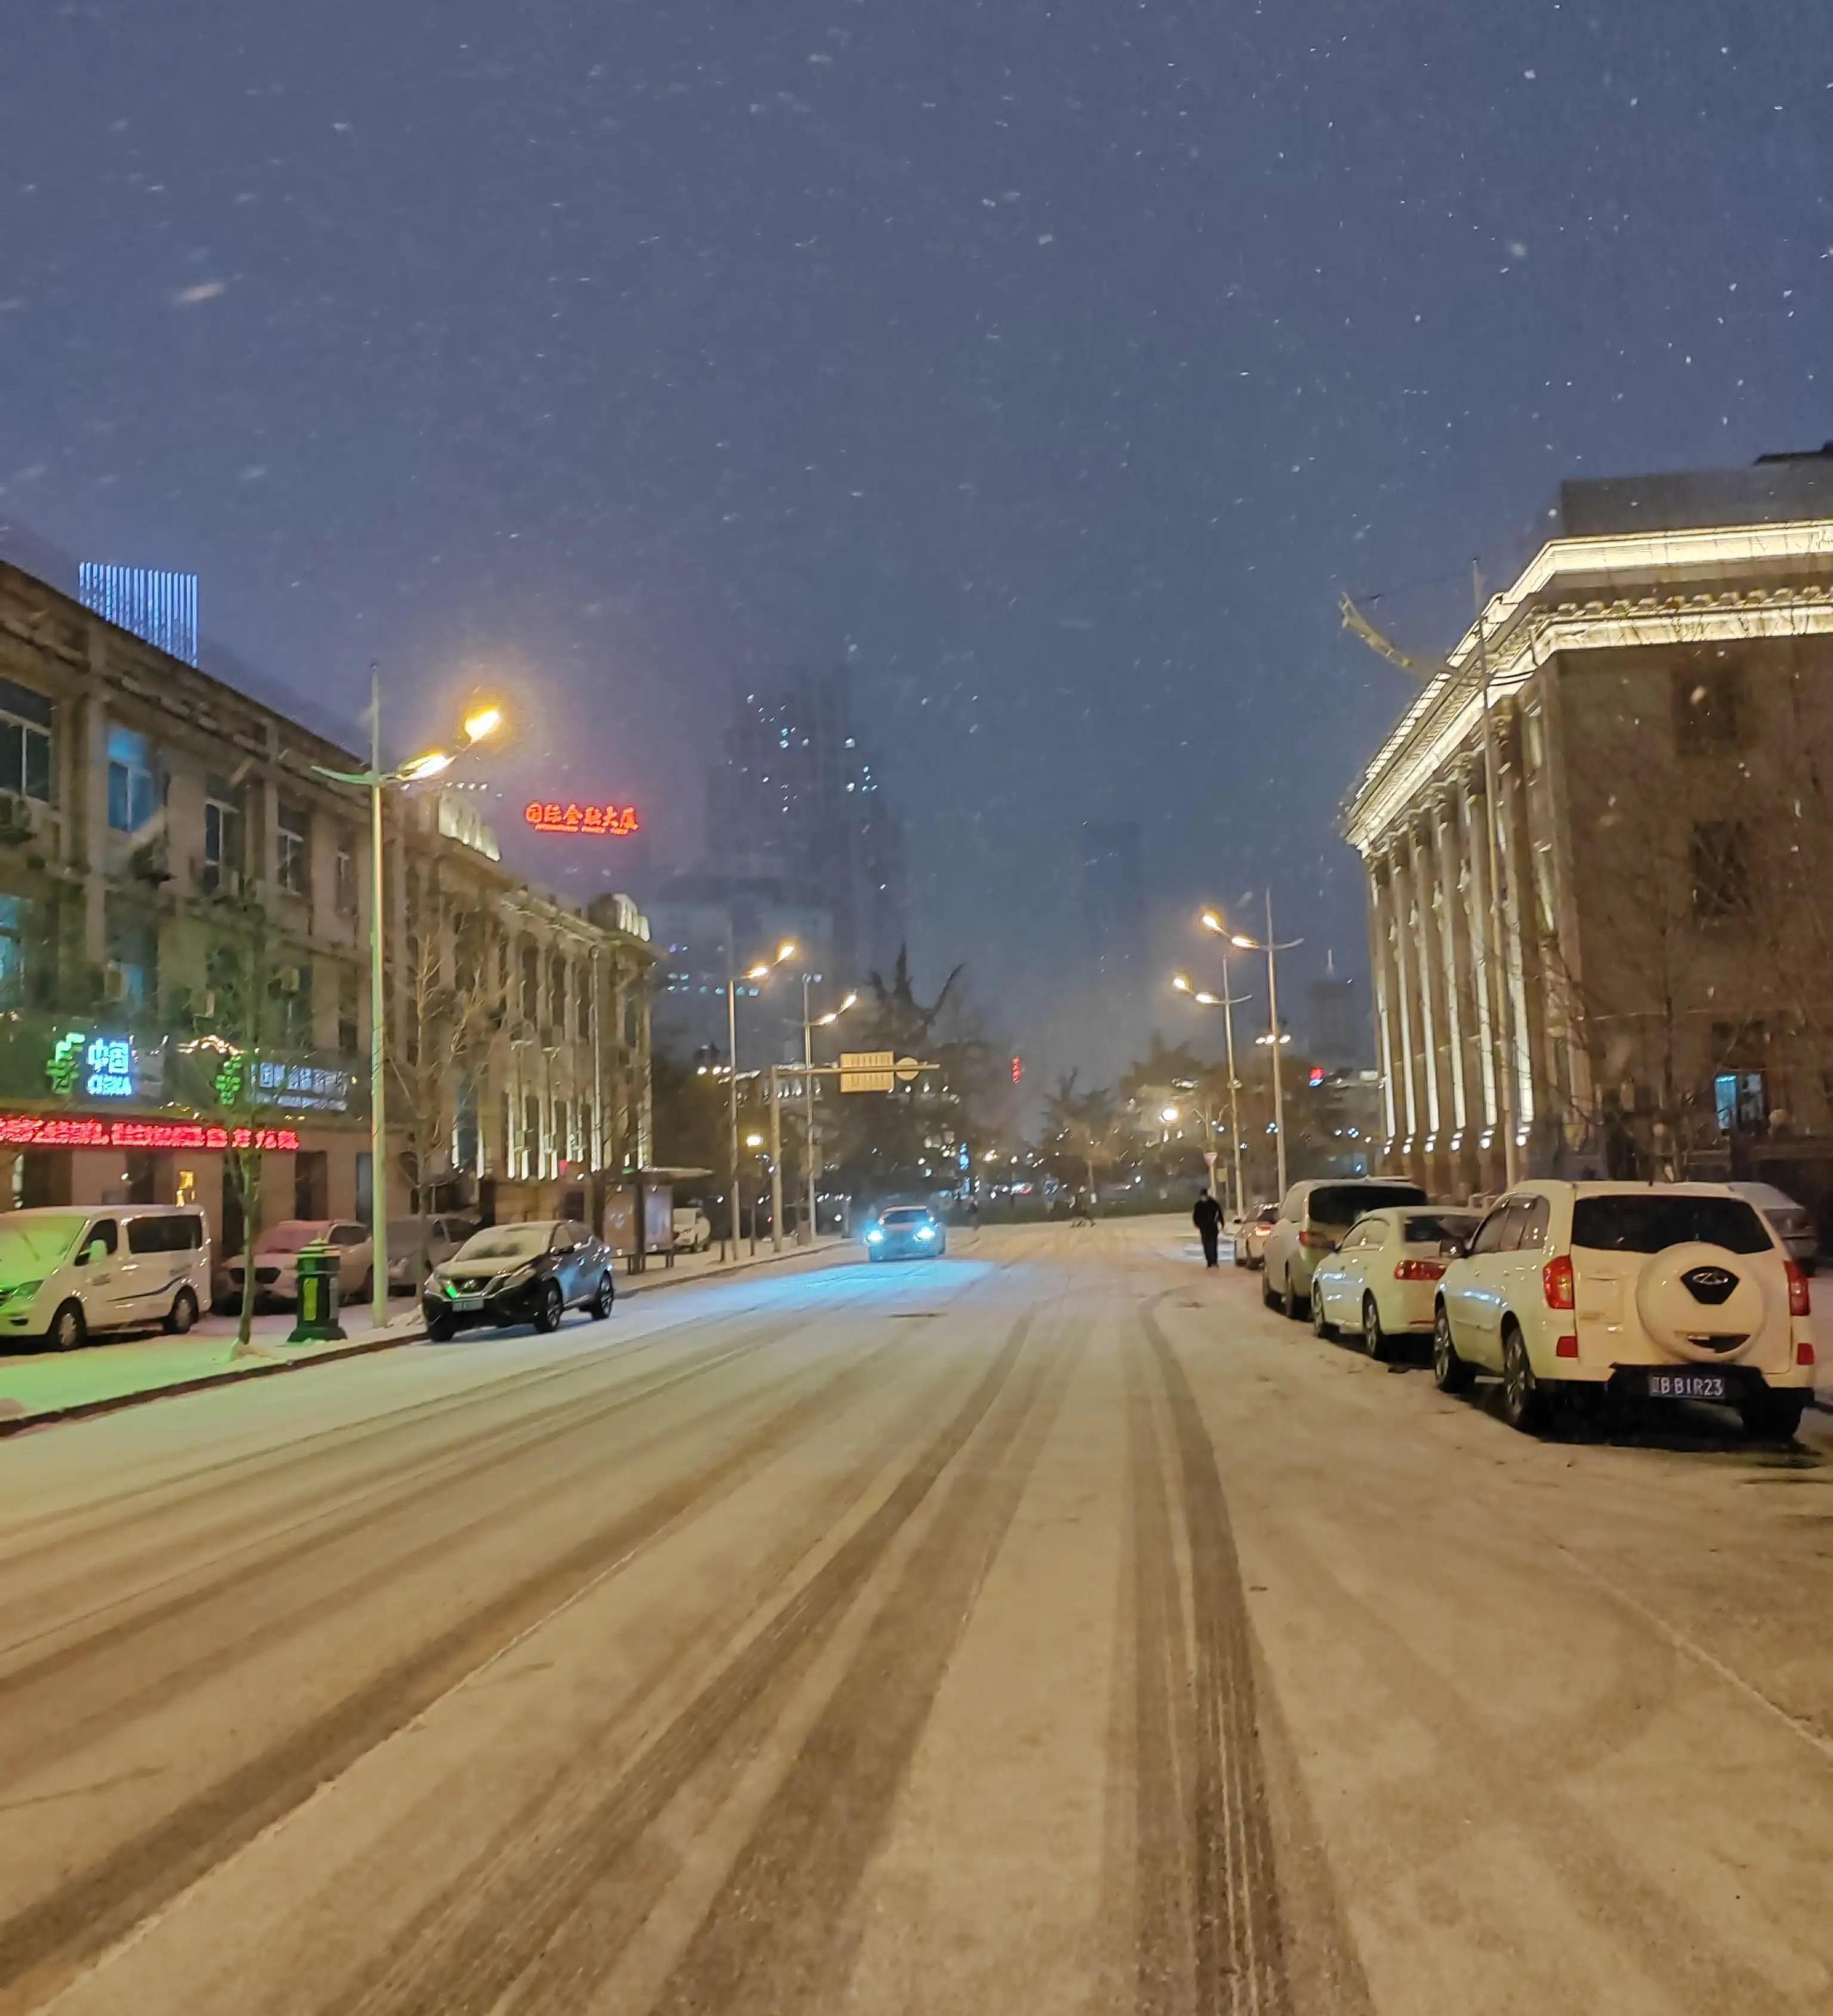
[1220,941,1245,1218]
[368,665,388,1330]
[1265,888,1288,1198]
[769,1065,783,1254]
[724,947,741,1262]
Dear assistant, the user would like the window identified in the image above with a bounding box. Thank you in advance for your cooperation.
[576,967,591,1039]
[328,1222,368,1247]
[554,1098,570,1163]
[520,944,539,1022]
[1714,1070,1766,1134]
[127,1213,203,1254]
[79,1218,119,1259]
[1673,666,1743,754]
[337,965,360,1055]
[334,831,357,916]
[272,961,311,1045]
[1691,822,1750,919]
[203,778,243,894]
[106,726,159,833]
[1307,1182,1426,1227]
[1571,1194,1769,1255]
[1468,1207,1512,1256]
[522,1094,541,1172]
[106,914,156,1012]
[1502,1196,1550,1252]
[550,956,567,1033]
[277,804,310,894]
[0,896,31,1004]
[0,677,53,804]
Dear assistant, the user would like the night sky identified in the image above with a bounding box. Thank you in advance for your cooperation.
[5,1,1832,1088]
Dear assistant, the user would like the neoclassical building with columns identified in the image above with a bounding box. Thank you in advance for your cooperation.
[1346,453,1833,1202]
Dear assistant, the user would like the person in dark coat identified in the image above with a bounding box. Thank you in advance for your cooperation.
[1192,1189,1223,1268]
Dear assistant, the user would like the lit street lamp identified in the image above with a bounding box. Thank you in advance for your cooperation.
[1205,895,1301,1199]
[724,939,796,1260]
[314,674,501,1332]
[1173,953,1250,1220]
[798,984,859,1245]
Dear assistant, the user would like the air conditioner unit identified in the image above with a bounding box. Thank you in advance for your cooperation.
[103,961,129,1004]
[277,966,304,995]
[0,791,38,841]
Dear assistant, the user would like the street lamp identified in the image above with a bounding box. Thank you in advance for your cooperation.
[313,672,502,1331]
[1172,961,1249,1218]
[798,983,859,1245]
[1205,896,1301,1199]
[724,938,796,1260]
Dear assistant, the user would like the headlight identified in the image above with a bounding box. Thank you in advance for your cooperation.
[866,1228,884,1243]
[916,1227,936,1242]
[0,1280,41,1307]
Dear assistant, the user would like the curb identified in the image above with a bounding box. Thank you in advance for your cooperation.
[0,1325,425,1440]
[0,1240,854,1438]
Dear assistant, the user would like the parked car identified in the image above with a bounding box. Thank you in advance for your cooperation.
[1309,1206,1482,1359]
[1433,1181,1815,1440]
[386,1215,478,1294]
[1261,1178,1428,1317]
[223,1219,373,1310]
[1235,1200,1280,1269]
[422,1219,615,1339]
[864,1205,948,1259]
[672,1205,712,1252]
[0,1205,210,1351]
[1727,1181,1818,1273]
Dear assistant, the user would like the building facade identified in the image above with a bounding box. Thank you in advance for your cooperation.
[1346,455,1833,1202]
[703,666,906,984]
[0,556,652,1256]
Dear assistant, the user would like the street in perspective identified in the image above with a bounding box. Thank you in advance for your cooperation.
[5,3,1833,2012]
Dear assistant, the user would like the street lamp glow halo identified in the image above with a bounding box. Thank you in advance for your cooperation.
[1199,910,1223,934]
[1171,974,1191,992]
[398,751,454,782]
[461,705,503,743]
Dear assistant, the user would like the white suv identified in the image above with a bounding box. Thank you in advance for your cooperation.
[1433,1181,1815,1440]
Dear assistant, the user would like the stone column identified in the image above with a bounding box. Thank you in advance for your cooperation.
[1459,768,1503,1190]
[1388,841,1421,1172]
[1366,856,1400,1158]
[1430,792,1471,1181]
[1406,822,1445,1187]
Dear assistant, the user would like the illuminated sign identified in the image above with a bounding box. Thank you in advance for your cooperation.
[0,1115,300,1151]
[1011,1055,1023,1083]
[47,1030,146,1102]
[1308,1066,1327,1087]
[524,801,641,836]
[254,1060,352,1113]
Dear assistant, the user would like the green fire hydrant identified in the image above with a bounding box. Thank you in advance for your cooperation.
[288,1239,347,1345]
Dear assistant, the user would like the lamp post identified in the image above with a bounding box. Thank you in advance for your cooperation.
[1172,964,1249,1218]
[724,938,797,1262]
[313,677,501,1330]
[803,984,858,1243]
[1204,897,1301,1200]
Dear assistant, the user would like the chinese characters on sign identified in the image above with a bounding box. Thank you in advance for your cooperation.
[254,1060,352,1113]
[0,1114,299,1151]
[524,801,641,836]
[46,1030,143,1101]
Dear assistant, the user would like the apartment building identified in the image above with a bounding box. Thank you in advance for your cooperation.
[0,556,652,1255]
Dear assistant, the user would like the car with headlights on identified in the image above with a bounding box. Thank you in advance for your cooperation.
[864,1205,948,1260]
[1433,1181,1816,1439]
[423,1219,615,1339]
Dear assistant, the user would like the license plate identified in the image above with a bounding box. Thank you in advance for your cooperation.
[1647,1370,1727,1402]
[449,1295,484,1313]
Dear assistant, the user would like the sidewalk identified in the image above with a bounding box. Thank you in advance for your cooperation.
[0,1234,853,1436]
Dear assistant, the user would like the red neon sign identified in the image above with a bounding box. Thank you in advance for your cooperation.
[0,1115,300,1151]
[524,801,641,836]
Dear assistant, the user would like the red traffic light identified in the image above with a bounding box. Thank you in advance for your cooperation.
[1011,1055,1023,1083]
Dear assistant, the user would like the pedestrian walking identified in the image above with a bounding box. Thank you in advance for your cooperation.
[1192,1189,1222,1268]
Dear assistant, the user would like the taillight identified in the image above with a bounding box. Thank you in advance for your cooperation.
[1785,1260,1811,1318]
[1799,1338,1817,1368]
[1394,1258,1445,1281]
[1554,1334,1579,1359]
[1542,1255,1575,1311]
[1298,1228,1334,1249]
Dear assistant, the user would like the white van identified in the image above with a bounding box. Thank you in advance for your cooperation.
[0,1205,212,1351]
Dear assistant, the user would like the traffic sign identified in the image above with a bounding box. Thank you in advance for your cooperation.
[840,1051,893,1072]
[841,1070,895,1094]
[894,1055,921,1083]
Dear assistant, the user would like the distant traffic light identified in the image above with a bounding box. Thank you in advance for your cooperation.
[1011,1055,1023,1083]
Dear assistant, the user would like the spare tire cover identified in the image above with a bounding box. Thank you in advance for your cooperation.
[1634,1241,1772,1362]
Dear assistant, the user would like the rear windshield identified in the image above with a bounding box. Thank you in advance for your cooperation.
[1310,1183,1426,1226]
[1570,1194,1771,1255]
[1404,1212,1477,1245]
